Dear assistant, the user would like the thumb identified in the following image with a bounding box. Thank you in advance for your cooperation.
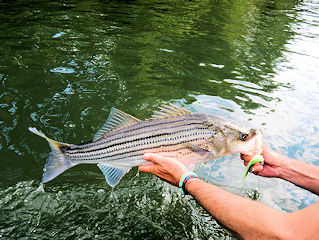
[142,153,162,163]
[139,153,159,173]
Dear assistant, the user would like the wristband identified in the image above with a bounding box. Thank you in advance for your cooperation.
[179,171,198,195]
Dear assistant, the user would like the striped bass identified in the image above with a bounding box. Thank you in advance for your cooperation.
[29,104,263,187]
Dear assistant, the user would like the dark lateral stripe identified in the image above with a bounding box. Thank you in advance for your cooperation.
[90,124,205,152]
[68,128,204,158]
[67,120,209,155]
[100,119,204,145]
[68,134,209,162]
[67,118,208,154]
[72,114,206,152]
[107,114,204,138]
[67,129,212,162]
[74,146,196,165]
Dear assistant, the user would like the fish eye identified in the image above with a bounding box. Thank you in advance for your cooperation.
[239,133,249,141]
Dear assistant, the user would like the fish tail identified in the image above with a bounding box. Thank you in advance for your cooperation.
[28,127,76,183]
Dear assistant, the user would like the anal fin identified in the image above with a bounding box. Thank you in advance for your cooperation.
[97,164,131,187]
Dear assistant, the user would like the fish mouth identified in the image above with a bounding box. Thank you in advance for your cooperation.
[240,129,263,156]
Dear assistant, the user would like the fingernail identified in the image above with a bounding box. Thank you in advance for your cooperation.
[251,168,255,173]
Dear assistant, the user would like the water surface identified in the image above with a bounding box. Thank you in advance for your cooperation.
[1,0,319,239]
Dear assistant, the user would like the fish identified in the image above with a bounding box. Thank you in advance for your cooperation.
[28,104,263,187]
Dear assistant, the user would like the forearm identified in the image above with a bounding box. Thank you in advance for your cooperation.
[139,153,319,239]
[186,178,289,240]
[279,158,319,195]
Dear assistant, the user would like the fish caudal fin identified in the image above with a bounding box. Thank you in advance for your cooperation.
[28,127,76,183]
[42,151,74,183]
[97,164,131,187]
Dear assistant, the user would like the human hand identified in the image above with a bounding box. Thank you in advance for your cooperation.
[240,145,287,178]
[138,153,189,186]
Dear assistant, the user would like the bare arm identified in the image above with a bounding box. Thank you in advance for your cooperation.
[241,146,319,195]
[139,153,319,240]
[186,178,319,240]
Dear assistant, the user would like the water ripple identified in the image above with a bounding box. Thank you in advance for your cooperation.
[50,67,75,74]
[1,0,319,239]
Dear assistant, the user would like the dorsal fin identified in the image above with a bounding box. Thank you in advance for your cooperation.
[151,104,192,119]
[93,108,140,141]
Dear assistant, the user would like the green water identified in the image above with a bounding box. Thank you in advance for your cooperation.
[1,0,319,239]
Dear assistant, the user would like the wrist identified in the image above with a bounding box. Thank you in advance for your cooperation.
[179,172,198,195]
[184,177,201,195]
[276,156,291,179]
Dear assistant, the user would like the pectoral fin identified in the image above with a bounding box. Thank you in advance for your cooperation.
[97,164,131,187]
[184,143,214,160]
[175,143,215,167]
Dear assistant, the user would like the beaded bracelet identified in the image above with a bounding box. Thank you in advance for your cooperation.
[178,171,198,195]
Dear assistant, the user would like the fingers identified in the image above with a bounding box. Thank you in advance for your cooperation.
[250,164,263,173]
[243,160,264,167]
[139,153,186,186]
[240,153,253,162]
[241,153,264,174]
[142,153,156,161]
[240,153,264,169]
[143,149,178,158]
[142,153,167,164]
[138,163,155,173]
[139,153,171,173]
[138,153,158,173]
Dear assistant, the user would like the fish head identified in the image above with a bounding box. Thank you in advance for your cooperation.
[207,116,263,157]
[224,127,263,156]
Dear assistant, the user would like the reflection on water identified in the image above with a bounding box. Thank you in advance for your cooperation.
[1,0,319,239]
